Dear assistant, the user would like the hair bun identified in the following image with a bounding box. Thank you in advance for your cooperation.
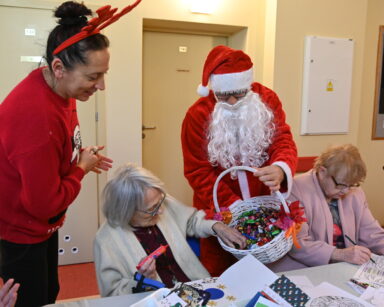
[55,1,92,26]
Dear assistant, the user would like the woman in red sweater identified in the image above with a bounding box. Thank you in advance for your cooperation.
[0,1,116,306]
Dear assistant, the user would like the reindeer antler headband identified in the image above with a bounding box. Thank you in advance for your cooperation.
[53,0,142,55]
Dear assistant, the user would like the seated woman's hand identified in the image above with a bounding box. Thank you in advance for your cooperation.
[331,245,372,265]
[212,222,247,249]
[137,257,157,280]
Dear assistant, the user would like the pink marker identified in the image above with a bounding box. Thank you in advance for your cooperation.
[136,244,169,270]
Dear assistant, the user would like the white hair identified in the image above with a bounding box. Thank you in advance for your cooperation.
[102,163,165,229]
[207,91,275,173]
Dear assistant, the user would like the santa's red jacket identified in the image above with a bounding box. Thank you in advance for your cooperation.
[181,82,298,276]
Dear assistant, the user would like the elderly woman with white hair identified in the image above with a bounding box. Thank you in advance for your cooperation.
[94,163,246,297]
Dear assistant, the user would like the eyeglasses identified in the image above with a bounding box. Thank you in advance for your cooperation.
[136,193,166,216]
[214,90,248,102]
[331,176,360,191]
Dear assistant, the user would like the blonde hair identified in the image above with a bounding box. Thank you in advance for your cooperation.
[314,144,366,185]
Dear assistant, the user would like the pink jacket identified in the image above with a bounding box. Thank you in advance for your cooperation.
[268,170,384,272]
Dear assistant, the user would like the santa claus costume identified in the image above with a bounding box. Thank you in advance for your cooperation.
[181,45,298,276]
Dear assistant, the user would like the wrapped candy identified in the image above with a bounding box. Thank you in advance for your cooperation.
[235,208,282,249]
[234,201,307,250]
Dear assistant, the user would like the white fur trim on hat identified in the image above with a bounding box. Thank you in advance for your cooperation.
[197,84,210,97]
[210,67,253,93]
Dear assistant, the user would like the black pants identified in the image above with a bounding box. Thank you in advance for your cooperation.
[0,232,60,307]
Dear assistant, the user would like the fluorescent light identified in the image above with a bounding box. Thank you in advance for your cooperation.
[190,0,217,14]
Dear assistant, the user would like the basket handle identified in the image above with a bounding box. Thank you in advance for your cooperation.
[274,190,290,215]
[212,165,290,214]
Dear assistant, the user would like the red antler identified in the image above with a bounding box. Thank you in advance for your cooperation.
[53,0,142,55]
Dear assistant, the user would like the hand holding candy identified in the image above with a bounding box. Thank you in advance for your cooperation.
[136,244,168,270]
[212,222,247,249]
[137,256,157,280]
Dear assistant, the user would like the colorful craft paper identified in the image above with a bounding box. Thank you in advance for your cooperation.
[269,275,310,306]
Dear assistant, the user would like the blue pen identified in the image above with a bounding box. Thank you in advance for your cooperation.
[344,234,376,264]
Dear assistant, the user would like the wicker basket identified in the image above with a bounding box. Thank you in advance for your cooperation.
[213,166,293,263]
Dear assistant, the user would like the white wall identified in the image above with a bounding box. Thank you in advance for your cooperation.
[272,0,384,223]
[358,0,384,223]
[273,0,368,156]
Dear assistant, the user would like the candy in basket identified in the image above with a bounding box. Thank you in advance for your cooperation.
[212,166,306,263]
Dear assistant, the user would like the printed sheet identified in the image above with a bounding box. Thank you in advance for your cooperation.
[353,254,384,288]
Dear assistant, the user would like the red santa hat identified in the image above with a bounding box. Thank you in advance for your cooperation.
[197,45,254,97]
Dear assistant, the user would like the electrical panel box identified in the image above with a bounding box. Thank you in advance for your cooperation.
[301,36,354,135]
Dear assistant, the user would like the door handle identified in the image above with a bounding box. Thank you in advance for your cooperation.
[142,125,156,130]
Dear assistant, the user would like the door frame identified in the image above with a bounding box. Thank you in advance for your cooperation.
[143,18,247,49]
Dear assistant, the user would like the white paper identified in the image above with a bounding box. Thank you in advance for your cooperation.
[348,280,367,295]
[353,254,384,288]
[360,287,384,307]
[131,288,171,307]
[186,277,238,306]
[218,254,279,300]
[305,282,374,307]
[159,292,187,307]
[286,275,314,293]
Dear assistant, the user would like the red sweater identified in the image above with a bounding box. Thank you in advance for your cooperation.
[0,68,85,244]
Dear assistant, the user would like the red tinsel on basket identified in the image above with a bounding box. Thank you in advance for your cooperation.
[274,200,307,249]
[213,207,232,224]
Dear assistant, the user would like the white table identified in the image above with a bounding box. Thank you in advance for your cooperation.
[45,292,150,307]
[45,262,360,307]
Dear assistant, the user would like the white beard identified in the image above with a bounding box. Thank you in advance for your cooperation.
[207,91,275,171]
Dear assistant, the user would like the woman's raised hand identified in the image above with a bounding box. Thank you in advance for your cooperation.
[77,145,113,174]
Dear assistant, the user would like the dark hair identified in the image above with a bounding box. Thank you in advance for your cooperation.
[45,1,109,70]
